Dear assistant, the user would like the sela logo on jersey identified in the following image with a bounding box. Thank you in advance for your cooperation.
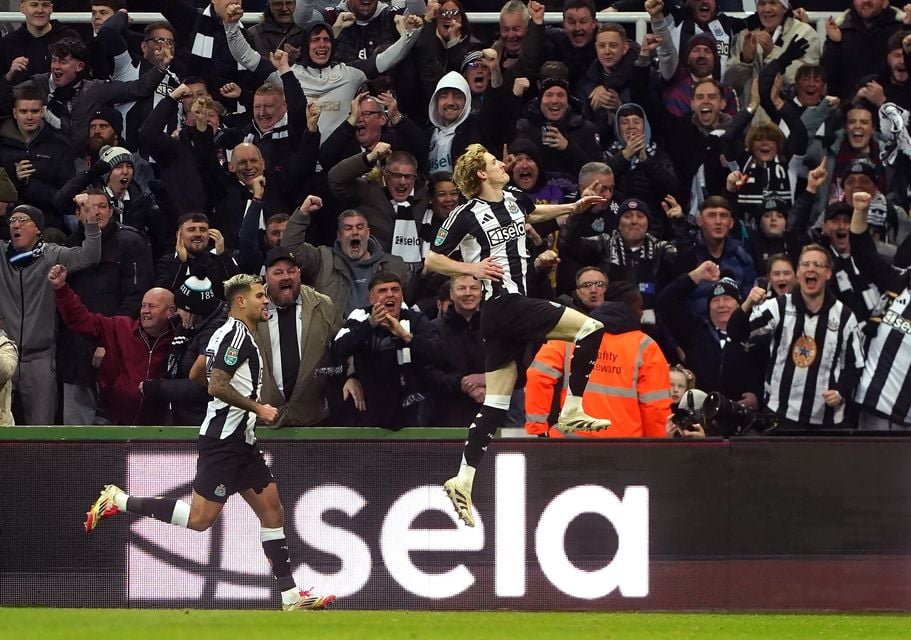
[487,220,526,246]
[881,309,911,335]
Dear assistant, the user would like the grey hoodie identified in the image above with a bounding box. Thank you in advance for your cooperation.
[428,71,471,174]
[0,223,101,361]
[333,236,386,314]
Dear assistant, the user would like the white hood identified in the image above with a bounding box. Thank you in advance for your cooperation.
[428,71,471,131]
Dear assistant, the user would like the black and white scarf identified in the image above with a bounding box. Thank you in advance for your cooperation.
[608,139,657,170]
[191,5,247,113]
[608,231,658,268]
[390,193,421,265]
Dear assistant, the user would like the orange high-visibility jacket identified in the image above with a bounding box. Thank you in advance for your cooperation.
[525,330,672,438]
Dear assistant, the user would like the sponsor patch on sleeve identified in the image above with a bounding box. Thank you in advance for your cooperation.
[224,347,239,366]
[434,227,449,246]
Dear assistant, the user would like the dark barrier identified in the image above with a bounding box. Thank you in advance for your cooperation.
[2,438,911,611]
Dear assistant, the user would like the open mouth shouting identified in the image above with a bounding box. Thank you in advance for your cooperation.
[347,236,363,255]
[755,141,776,162]
[848,127,870,149]
[390,183,411,200]
[188,235,207,252]
[514,163,536,190]
[693,1,713,22]
[466,68,488,92]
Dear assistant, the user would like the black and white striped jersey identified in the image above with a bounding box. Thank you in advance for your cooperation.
[855,283,911,425]
[431,186,535,301]
[199,317,262,444]
[748,292,864,426]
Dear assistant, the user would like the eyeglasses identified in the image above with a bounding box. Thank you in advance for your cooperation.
[799,260,829,269]
[440,9,461,18]
[145,37,175,46]
[464,61,484,70]
[578,281,606,289]
[7,216,34,225]
[360,110,385,117]
[384,171,417,181]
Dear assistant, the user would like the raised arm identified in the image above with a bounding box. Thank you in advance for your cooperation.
[356,17,424,78]
[281,196,325,282]
[645,0,677,81]
[223,14,275,82]
[51,220,102,272]
[49,265,108,340]
[849,191,901,290]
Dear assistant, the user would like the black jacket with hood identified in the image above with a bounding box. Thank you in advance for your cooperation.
[606,103,678,239]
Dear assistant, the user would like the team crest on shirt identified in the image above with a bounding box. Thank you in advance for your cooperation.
[434,227,448,246]
[506,200,520,216]
[791,336,817,368]
[224,347,239,366]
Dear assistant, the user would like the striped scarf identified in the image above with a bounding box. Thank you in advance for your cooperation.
[191,6,248,113]
[608,231,658,268]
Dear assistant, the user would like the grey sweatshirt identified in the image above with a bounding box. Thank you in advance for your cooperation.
[0,223,101,360]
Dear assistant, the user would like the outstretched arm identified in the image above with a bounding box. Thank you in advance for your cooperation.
[528,195,606,224]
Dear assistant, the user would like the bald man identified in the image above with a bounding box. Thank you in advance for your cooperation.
[210,142,270,254]
[51,263,176,425]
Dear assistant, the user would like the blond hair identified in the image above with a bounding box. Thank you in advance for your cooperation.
[453,143,490,200]
[670,365,696,391]
[223,274,263,307]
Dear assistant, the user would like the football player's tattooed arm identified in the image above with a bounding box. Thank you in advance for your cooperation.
[208,368,261,413]
[189,355,208,386]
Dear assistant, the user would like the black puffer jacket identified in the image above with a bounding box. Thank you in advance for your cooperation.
[0,120,75,231]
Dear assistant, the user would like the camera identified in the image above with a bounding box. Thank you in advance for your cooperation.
[702,392,778,437]
[670,389,706,436]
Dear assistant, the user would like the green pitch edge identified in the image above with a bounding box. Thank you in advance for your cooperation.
[0,426,477,441]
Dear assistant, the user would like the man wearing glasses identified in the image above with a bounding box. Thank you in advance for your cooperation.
[732,244,865,429]
[104,20,184,146]
[0,202,101,424]
[329,142,430,272]
[565,266,607,313]
[247,0,303,63]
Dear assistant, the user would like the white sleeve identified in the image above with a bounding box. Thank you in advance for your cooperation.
[224,21,263,72]
[111,51,139,82]
[652,16,678,82]
[375,27,420,74]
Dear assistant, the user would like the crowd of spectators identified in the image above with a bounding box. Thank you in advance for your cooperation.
[0,0,910,433]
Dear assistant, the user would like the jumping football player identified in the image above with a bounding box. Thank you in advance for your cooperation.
[425,144,612,527]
